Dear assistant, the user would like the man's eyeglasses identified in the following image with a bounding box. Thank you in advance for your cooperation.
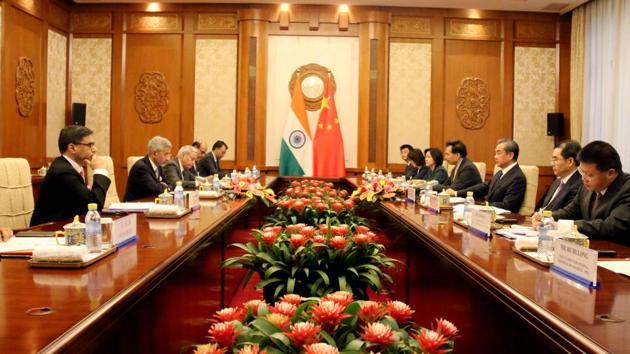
[74,142,96,149]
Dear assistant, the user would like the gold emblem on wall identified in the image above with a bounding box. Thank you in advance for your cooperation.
[456,77,490,130]
[15,56,36,118]
[288,63,336,111]
[135,72,169,124]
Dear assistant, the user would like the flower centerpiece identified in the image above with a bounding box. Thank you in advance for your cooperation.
[350,177,403,203]
[194,293,458,354]
[223,224,398,302]
[267,180,365,227]
[228,175,276,206]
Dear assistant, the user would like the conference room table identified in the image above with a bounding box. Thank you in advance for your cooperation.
[0,178,629,353]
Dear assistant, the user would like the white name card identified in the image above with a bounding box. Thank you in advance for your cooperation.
[407,186,416,203]
[186,190,200,210]
[470,209,492,237]
[551,239,599,288]
[428,194,440,213]
[111,213,138,247]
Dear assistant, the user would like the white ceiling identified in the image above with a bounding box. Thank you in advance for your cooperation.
[73,0,588,14]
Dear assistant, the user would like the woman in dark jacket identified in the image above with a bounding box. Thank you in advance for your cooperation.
[424,148,449,184]
[407,148,429,180]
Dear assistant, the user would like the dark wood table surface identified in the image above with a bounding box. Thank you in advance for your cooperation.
[0,197,251,354]
[381,201,630,354]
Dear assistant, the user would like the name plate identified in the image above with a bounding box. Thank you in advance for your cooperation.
[406,186,416,203]
[469,209,492,237]
[111,213,138,247]
[186,190,200,210]
[428,194,440,213]
[551,239,600,288]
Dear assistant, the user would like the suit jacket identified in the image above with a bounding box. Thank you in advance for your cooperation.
[535,170,582,211]
[462,163,526,213]
[553,173,630,245]
[163,158,197,190]
[404,164,416,180]
[435,158,482,193]
[30,157,111,226]
[198,152,224,178]
[124,155,168,202]
[425,165,449,184]
[410,165,429,180]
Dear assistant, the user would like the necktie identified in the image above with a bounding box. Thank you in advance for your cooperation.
[589,192,601,216]
[544,181,564,209]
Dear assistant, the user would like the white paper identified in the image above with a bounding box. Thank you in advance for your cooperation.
[598,261,630,277]
[496,228,539,239]
[449,197,466,204]
[111,213,138,246]
[554,240,599,284]
[0,237,58,253]
[108,202,155,212]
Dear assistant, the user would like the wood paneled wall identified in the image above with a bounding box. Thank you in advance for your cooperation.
[0,1,571,200]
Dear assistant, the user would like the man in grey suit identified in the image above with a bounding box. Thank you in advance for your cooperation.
[535,140,582,211]
[163,145,200,190]
[535,141,630,245]
[440,140,482,194]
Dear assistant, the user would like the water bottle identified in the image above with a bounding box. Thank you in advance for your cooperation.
[244,167,251,178]
[212,174,220,191]
[85,203,102,253]
[252,165,260,181]
[464,191,475,224]
[537,210,555,260]
[231,169,238,185]
[174,181,185,209]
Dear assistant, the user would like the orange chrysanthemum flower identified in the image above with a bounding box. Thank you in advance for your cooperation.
[284,321,321,348]
[329,236,347,250]
[323,291,354,307]
[208,322,239,348]
[360,322,396,346]
[301,226,317,238]
[237,344,267,354]
[385,301,415,324]
[290,233,307,248]
[358,301,385,323]
[309,300,350,328]
[261,231,277,246]
[243,299,265,316]
[352,233,372,246]
[434,318,459,339]
[413,329,449,354]
[193,343,226,354]
[271,301,297,318]
[265,313,291,331]
[303,343,340,354]
[212,307,245,323]
[280,294,302,306]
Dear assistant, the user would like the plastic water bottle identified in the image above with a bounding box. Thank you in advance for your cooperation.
[231,169,238,185]
[464,191,475,224]
[85,203,102,253]
[537,210,555,260]
[244,167,251,178]
[212,174,220,191]
[174,181,185,209]
[252,165,260,181]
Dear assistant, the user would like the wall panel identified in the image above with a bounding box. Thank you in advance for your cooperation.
[513,46,557,166]
[443,39,506,170]
[194,38,237,160]
[388,41,431,164]
[71,37,112,156]
[46,29,67,157]
[123,34,182,158]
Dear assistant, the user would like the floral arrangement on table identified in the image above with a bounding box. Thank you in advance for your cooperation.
[194,292,458,354]
[222,224,398,302]
[225,175,276,207]
[350,177,404,203]
[267,180,365,227]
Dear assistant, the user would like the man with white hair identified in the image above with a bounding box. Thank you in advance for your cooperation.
[163,145,199,190]
[124,136,172,201]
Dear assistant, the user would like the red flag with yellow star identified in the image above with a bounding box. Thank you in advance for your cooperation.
[313,76,346,177]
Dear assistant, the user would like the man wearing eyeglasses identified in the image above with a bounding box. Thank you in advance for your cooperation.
[534,141,630,245]
[31,125,111,226]
[534,140,582,212]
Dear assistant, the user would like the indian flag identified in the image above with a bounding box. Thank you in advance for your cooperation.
[279,77,313,176]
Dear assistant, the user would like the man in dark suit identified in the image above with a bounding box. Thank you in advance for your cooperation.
[536,141,630,245]
[163,145,200,190]
[450,139,526,213]
[535,140,582,211]
[31,125,111,226]
[124,136,172,202]
[199,140,228,178]
[440,140,482,193]
[190,140,208,176]
[400,144,415,180]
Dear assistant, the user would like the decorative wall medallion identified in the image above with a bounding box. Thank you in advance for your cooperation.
[456,77,490,130]
[16,56,36,118]
[197,13,237,32]
[391,17,431,36]
[135,72,168,124]
[288,63,336,111]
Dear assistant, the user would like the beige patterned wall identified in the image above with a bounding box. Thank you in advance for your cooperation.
[388,42,432,163]
[513,46,557,166]
[194,39,237,160]
[46,30,68,158]
[71,38,112,156]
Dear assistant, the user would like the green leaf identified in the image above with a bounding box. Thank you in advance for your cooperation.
[343,339,365,351]
[264,266,286,279]
[338,275,348,291]
[319,330,336,346]
[269,332,291,348]
[315,270,330,286]
[274,283,286,299]
[287,277,296,293]
[256,278,282,289]
[252,319,281,335]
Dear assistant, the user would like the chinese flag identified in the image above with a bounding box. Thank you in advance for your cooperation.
[313,76,346,177]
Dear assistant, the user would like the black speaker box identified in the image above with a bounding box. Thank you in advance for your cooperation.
[72,103,87,126]
[547,112,563,136]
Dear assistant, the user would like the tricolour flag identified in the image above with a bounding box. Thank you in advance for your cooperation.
[313,76,346,177]
[279,77,313,176]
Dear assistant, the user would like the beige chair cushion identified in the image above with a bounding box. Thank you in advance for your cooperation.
[127,156,143,175]
[0,158,34,229]
[87,156,119,208]
[473,162,486,178]
[492,164,539,215]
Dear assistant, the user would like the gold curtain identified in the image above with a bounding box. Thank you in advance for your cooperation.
[570,6,585,142]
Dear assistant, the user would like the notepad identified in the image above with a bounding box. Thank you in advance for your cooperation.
[598,261,630,277]
[0,237,58,256]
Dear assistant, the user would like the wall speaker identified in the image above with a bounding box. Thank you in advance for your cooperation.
[547,112,563,136]
[72,103,87,126]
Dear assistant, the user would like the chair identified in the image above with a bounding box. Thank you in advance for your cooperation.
[87,156,119,208]
[492,164,539,215]
[0,158,34,229]
[473,162,486,179]
[127,156,143,175]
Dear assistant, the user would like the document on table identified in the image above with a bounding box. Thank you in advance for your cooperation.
[598,261,630,277]
[496,227,539,239]
[0,237,58,256]
[107,202,156,212]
